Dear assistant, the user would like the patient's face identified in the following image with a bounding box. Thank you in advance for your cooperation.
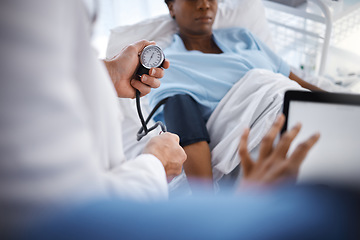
[167,0,217,36]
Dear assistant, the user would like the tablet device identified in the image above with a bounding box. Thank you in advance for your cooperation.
[283,90,360,186]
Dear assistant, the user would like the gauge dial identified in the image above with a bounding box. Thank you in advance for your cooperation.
[140,45,165,69]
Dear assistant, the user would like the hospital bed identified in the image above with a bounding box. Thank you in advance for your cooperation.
[105,0,355,194]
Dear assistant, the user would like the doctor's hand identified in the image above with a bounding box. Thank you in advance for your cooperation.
[143,132,186,180]
[104,40,170,99]
[238,114,320,189]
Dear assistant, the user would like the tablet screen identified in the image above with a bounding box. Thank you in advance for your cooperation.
[287,100,360,185]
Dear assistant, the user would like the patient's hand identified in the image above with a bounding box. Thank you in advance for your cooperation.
[143,132,187,180]
[104,40,170,99]
[238,114,320,188]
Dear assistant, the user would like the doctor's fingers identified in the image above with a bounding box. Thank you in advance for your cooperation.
[148,67,165,79]
[239,128,254,176]
[162,59,170,69]
[130,79,151,97]
[159,133,186,175]
[148,60,170,77]
[140,74,161,89]
[138,59,169,88]
[258,115,285,163]
[129,39,155,54]
[286,133,320,172]
[158,132,181,145]
[166,158,185,176]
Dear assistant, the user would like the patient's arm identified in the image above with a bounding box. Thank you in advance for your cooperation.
[289,71,324,91]
[238,114,320,188]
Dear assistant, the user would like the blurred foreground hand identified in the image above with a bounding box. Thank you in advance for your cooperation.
[239,114,320,188]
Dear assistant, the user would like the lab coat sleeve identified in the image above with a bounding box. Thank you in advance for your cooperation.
[109,154,168,201]
[0,0,167,230]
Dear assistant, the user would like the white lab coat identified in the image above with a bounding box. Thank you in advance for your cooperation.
[0,0,167,232]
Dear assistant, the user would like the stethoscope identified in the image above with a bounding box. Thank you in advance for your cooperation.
[135,45,169,141]
[135,90,169,141]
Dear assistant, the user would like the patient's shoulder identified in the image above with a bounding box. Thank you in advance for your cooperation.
[213,27,256,45]
[214,27,254,39]
[163,34,187,53]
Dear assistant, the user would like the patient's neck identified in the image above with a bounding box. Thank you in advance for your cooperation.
[179,32,222,54]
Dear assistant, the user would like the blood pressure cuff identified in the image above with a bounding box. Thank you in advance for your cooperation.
[163,94,210,147]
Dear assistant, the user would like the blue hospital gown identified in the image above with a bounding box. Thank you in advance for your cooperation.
[148,27,290,122]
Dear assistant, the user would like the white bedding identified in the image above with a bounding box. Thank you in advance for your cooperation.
[167,69,304,193]
[116,70,352,194]
[207,69,303,183]
[119,69,304,192]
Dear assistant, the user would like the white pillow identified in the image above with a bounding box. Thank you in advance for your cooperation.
[106,0,274,59]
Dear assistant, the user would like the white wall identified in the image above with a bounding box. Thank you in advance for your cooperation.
[91,0,169,57]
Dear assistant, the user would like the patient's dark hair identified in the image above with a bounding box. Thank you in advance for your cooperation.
[164,0,174,5]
